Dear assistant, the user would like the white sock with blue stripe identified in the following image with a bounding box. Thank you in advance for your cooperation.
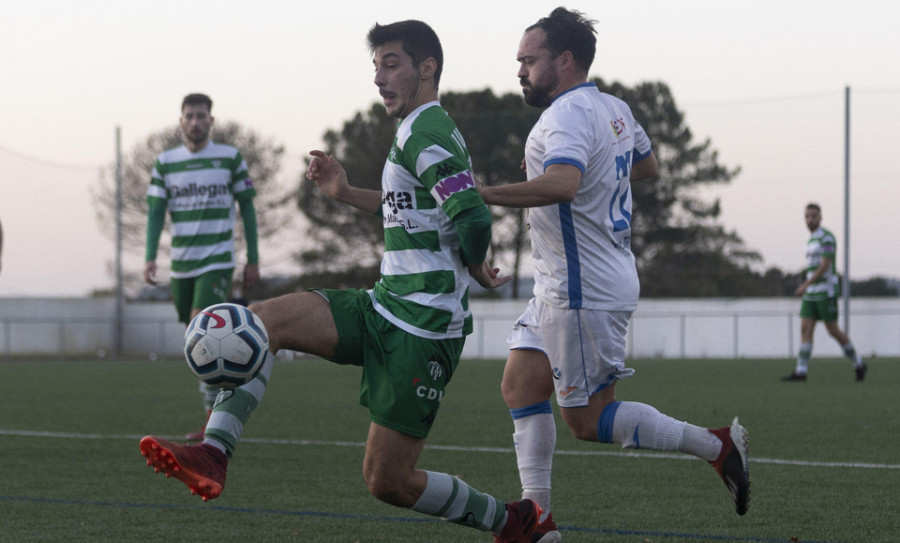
[510,401,555,519]
[597,401,721,461]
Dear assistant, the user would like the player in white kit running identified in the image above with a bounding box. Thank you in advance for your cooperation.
[477,8,752,539]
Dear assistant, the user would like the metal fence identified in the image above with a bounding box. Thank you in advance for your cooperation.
[2,298,899,360]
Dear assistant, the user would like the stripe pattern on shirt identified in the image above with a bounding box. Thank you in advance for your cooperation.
[147,142,255,278]
[372,102,483,339]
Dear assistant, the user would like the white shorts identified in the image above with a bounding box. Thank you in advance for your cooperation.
[506,297,635,407]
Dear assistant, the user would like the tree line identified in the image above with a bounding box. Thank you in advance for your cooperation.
[93,80,898,299]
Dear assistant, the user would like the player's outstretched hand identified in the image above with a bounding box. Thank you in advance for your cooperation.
[306,150,349,201]
[468,261,512,290]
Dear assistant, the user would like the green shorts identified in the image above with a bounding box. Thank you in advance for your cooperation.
[800,297,839,322]
[170,268,233,324]
[318,288,464,439]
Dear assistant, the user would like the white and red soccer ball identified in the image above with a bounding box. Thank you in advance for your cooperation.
[184,303,268,388]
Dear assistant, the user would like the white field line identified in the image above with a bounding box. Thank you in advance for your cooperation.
[2,429,898,470]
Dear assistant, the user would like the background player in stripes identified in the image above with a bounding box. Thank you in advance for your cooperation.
[783,202,867,381]
[144,93,260,439]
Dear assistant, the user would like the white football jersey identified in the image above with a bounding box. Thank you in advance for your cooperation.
[525,83,652,310]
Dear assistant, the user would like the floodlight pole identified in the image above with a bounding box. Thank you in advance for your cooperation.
[115,126,124,357]
[842,87,850,333]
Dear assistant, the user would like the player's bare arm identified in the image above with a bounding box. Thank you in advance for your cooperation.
[306,150,382,213]
[630,152,659,181]
[479,163,581,208]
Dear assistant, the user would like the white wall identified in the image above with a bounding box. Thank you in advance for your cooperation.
[466,298,900,359]
[2,297,898,359]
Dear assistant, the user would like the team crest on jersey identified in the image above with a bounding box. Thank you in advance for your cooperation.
[432,170,475,203]
[427,356,443,381]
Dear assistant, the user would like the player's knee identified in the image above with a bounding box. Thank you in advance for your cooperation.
[500,374,517,406]
[567,422,598,442]
[363,468,407,506]
[561,410,599,441]
[247,300,280,352]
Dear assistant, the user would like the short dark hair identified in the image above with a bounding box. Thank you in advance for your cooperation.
[806,202,822,213]
[182,93,213,112]
[527,7,597,73]
[367,20,444,87]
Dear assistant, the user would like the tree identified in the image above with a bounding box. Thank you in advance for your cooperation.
[851,277,900,296]
[296,104,394,288]
[92,121,292,294]
[298,81,763,297]
[591,78,763,296]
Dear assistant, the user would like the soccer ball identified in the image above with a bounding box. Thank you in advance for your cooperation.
[184,303,269,389]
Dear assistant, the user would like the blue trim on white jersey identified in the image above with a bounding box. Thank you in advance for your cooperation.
[558,202,583,308]
[597,400,622,443]
[549,82,597,106]
[632,146,652,164]
[544,156,586,174]
[509,400,553,420]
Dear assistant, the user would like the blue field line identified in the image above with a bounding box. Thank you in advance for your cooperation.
[0,495,844,543]
[2,429,899,470]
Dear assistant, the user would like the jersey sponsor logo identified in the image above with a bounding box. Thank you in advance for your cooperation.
[382,190,414,214]
[412,376,444,402]
[610,117,626,138]
[201,311,228,329]
[384,213,419,231]
[433,170,475,203]
[170,183,230,200]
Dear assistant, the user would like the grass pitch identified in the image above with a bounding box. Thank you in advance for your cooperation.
[1,355,897,542]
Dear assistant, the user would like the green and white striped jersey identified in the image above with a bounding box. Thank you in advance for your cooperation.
[371,101,485,339]
[803,226,839,300]
[147,142,255,279]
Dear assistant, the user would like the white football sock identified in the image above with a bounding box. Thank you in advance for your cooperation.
[602,401,684,451]
[599,401,721,461]
[511,406,555,519]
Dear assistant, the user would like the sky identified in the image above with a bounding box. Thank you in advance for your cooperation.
[2,0,899,297]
